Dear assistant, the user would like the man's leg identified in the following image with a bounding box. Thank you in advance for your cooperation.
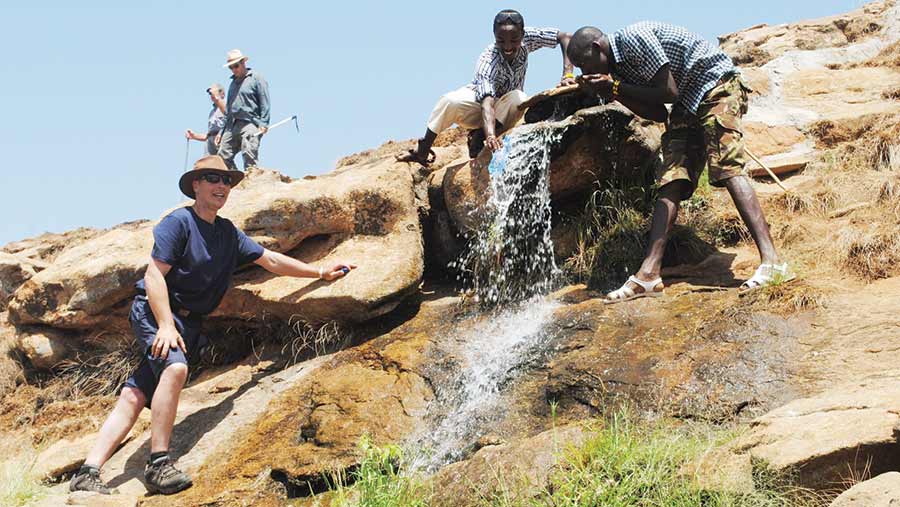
[239,122,261,170]
[217,125,240,170]
[399,87,483,163]
[149,363,188,453]
[84,387,146,468]
[633,180,692,283]
[494,90,528,134]
[723,176,779,265]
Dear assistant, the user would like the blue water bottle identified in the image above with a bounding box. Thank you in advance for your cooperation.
[488,140,510,176]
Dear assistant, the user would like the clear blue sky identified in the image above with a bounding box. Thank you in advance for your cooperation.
[0,1,867,246]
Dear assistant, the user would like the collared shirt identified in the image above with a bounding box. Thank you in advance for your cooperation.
[207,104,225,135]
[469,27,560,103]
[225,69,271,128]
[610,21,735,114]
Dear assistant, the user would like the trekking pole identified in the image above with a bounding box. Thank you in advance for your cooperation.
[746,147,788,193]
[181,138,191,202]
[251,115,300,137]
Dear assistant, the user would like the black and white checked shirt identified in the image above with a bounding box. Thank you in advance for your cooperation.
[610,22,735,113]
[468,27,560,102]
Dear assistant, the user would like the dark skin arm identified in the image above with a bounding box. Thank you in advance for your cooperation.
[558,32,576,86]
[578,64,677,122]
[482,96,502,151]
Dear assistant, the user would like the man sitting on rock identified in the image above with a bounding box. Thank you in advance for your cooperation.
[397,9,574,165]
[566,22,792,303]
[69,156,355,496]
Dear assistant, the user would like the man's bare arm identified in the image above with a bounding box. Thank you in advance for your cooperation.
[254,249,355,281]
[144,258,186,359]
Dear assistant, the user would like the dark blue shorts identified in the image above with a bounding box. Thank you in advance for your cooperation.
[123,296,207,407]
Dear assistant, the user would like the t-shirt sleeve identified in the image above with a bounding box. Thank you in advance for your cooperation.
[523,27,559,53]
[620,28,670,82]
[150,214,187,266]
[235,228,264,265]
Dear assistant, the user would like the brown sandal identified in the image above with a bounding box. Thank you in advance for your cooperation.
[396,148,436,167]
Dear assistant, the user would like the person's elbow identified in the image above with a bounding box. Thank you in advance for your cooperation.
[662,84,679,104]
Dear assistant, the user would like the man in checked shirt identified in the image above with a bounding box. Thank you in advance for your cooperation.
[397,9,574,164]
[566,22,792,303]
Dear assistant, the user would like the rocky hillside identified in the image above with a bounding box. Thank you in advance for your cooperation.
[2,1,900,506]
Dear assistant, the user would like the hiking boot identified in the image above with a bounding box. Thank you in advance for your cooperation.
[144,458,193,495]
[69,467,116,495]
[467,128,486,158]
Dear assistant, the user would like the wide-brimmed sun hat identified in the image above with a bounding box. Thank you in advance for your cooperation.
[223,49,248,68]
[179,155,245,199]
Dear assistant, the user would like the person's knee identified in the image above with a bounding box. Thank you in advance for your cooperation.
[120,387,146,411]
[162,362,189,384]
[506,90,528,106]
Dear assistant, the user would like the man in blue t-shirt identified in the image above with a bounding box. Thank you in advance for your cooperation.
[70,155,356,496]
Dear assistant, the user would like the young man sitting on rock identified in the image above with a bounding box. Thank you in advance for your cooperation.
[397,9,574,165]
[69,156,355,496]
[566,22,792,303]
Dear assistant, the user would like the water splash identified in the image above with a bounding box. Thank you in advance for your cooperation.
[451,125,562,305]
[410,298,559,471]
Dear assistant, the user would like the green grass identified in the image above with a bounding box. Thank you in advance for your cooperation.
[328,436,431,507]
[0,452,46,507]
[310,411,824,507]
[481,410,822,507]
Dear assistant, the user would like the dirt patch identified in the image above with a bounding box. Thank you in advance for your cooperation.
[863,40,900,70]
[0,384,114,446]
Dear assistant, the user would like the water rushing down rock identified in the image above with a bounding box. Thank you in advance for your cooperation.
[452,125,563,305]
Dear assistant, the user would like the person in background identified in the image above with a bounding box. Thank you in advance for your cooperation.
[185,83,226,155]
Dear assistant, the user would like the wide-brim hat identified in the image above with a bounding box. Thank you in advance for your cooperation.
[223,49,249,68]
[179,155,245,199]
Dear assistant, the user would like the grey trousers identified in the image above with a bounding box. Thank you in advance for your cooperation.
[217,120,261,170]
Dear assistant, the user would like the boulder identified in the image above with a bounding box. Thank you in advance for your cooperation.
[731,377,900,490]
[0,252,42,309]
[8,162,425,328]
[830,472,900,506]
[8,227,153,329]
[428,424,589,507]
[16,326,72,369]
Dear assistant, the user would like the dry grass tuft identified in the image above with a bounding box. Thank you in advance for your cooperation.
[738,280,825,315]
[839,228,900,281]
[863,40,900,70]
[883,87,900,100]
[49,344,139,399]
[878,174,900,206]
[279,319,344,366]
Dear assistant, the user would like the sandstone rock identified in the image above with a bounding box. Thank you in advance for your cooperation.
[9,162,425,328]
[744,123,807,157]
[830,472,900,506]
[0,312,23,398]
[732,377,900,490]
[781,67,900,122]
[214,163,424,324]
[8,227,153,329]
[16,327,72,369]
[0,252,42,309]
[1,227,105,264]
[428,424,588,507]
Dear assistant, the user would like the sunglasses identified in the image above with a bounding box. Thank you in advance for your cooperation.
[228,62,241,69]
[198,173,233,185]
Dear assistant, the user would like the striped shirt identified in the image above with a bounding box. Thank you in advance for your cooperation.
[469,27,560,102]
[610,21,735,114]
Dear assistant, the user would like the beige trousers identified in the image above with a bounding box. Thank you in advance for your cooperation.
[426,87,528,134]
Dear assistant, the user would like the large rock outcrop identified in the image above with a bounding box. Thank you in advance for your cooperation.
[8,162,425,330]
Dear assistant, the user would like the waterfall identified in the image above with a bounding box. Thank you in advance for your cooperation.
[412,125,563,471]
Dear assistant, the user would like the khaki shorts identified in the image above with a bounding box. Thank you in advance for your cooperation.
[658,75,752,200]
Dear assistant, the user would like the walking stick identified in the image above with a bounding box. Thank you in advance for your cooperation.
[746,147,788,193]
[250,115,300,137]
[182,138,190,201]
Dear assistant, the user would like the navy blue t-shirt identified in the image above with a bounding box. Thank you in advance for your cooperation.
[135,207,264,315]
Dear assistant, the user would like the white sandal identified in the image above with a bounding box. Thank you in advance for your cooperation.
[603,275,664,305]
[739,263,796,294]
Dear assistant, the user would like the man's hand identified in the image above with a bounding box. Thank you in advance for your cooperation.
[214,132,222,145]
[559,73,577,87]
[151,324,186,361]
[485,135,503,152]
[185,129,197,140]
[258,126,268,136]
[320,262,358,281]
[578,74,615,99]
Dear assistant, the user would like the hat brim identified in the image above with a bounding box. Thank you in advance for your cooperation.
[179,169,245,199]
[223,56,248,68]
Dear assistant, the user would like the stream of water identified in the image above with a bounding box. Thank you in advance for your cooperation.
[412,125,564,471]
